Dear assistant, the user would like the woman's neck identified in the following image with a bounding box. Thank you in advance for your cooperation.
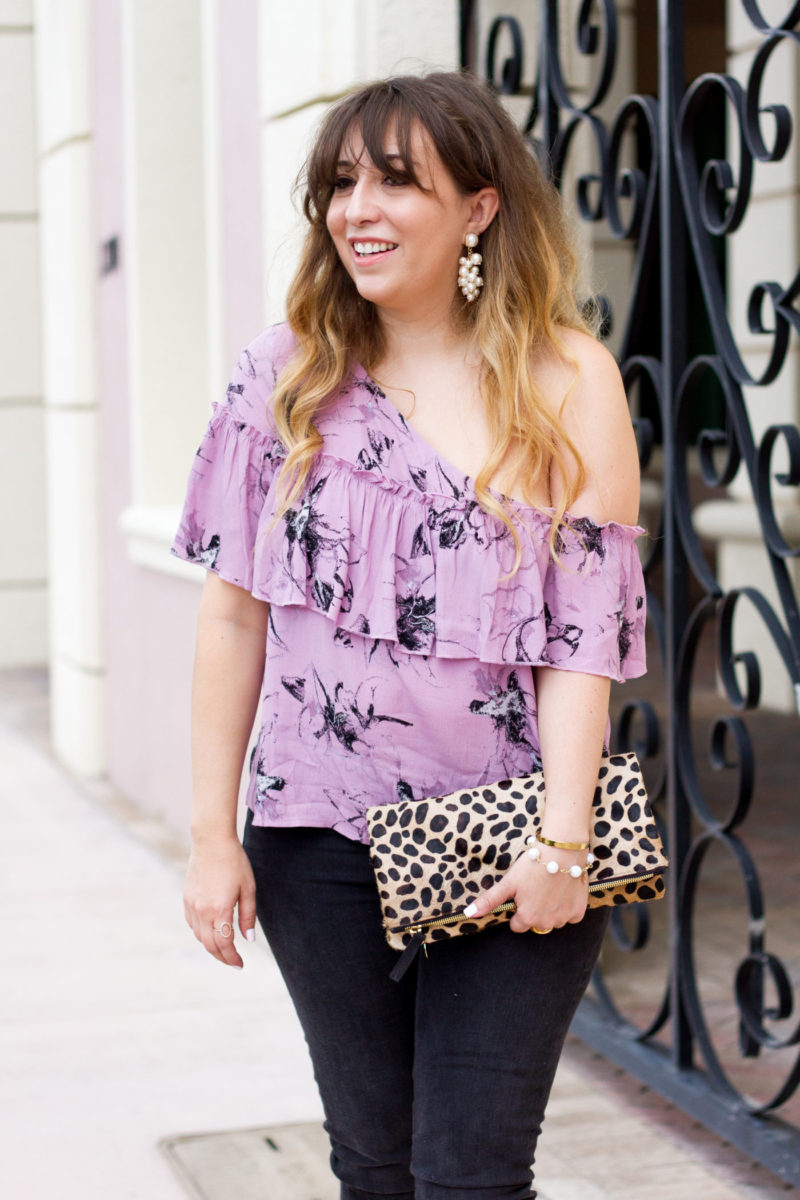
[375,307,472,375]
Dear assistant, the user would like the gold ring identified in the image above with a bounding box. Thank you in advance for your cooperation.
[531,926,554,935]
[213,921,233,938]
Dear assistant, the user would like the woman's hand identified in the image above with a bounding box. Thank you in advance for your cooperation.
[464,846,588,933]
[185,574,268,969]
[183,834,257,968]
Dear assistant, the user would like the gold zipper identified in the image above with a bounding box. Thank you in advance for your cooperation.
[395,873,661,936]
[400,901,517,937]
[589,871,657,893]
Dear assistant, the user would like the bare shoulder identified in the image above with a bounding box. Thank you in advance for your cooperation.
[537,328,640,526]
[534,327,623,410]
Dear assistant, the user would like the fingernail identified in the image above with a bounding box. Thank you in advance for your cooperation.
[245,929,255,943]
[233,964,243,971]
[463,902,478,917]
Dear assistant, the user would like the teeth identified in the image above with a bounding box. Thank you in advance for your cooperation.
[354,241,397,255]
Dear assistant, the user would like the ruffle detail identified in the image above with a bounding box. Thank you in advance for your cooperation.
[173,405,647,682]
[172,405,286,592]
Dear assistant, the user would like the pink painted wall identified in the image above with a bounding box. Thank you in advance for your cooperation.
[94,0,263,838]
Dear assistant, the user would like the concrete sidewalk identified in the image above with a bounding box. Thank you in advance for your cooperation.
[0,693,790,1199]
[0,706,323,1200]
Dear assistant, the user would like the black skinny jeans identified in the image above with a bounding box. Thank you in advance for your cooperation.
[243,817,609,1200]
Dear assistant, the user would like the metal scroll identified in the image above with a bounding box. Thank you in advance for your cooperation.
[460,0,800,1181]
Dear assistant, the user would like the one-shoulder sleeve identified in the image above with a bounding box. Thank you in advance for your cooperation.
[539,516,647,682]
[170,325,292,591]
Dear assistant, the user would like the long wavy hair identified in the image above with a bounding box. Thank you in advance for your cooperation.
[271,71,595,562]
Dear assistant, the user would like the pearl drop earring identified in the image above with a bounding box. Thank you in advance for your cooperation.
[458,232,483,302]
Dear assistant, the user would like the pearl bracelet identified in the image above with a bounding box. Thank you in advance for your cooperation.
[525,834,597,880]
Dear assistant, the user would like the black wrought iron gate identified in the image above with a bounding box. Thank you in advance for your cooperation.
[460,0,800,1183]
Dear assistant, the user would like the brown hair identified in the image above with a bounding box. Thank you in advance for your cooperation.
[272,71,594,562]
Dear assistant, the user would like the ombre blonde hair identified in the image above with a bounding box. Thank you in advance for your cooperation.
[272,71,595,564]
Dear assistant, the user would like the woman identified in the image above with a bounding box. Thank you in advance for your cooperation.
[174,72,645,1200]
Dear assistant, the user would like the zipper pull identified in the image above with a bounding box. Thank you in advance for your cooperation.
[389,929,426,983]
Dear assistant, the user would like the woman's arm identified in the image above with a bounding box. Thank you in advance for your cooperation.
[183,571,270,968]
[465,332,640,931]
[533,665,609,846]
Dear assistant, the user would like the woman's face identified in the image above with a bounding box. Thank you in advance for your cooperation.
[325,122,495,321]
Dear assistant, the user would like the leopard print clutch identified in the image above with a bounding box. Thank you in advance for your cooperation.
[366,752,667,969]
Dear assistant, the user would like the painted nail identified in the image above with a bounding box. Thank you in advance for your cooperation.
[463,902,478,918]
[245,929,256,943]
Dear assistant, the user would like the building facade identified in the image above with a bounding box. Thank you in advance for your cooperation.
[7,0,462,822]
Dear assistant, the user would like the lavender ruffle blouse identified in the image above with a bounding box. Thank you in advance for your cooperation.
[172,323,647,844]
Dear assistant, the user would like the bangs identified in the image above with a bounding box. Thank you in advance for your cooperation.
[354,91,427,187]
[305,84,430,220]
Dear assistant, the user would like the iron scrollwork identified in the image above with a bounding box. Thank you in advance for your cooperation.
[463,0,800,1175]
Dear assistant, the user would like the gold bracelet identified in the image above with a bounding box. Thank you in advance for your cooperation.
[535,833,590,852]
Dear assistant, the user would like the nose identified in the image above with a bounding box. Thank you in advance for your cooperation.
[345,176,379,225]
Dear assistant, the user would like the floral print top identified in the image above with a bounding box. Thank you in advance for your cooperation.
[172,323,647,843]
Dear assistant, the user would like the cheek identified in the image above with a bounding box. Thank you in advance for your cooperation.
[325,200,345,242]
[325,222,355,283]
[418,231,462,279]
[325,211,348,264]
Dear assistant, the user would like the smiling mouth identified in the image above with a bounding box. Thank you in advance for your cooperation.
[352,241,398,257]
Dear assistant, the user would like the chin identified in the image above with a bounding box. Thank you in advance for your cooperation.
[353,281,403,308]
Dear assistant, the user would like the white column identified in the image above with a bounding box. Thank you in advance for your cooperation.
[694,9,800,712]
[371,0,457,73]
[121,0,211,509]
[201,0,263,396]
[119,0,265,577]
[33,0,105,772]
[201,0,225,409]
[0,1,47,667]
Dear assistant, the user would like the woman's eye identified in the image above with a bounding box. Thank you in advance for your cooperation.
[383,175,407,187]
[333,176,354,191]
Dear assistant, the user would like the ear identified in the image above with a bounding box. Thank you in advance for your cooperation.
[465,187,499,236]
